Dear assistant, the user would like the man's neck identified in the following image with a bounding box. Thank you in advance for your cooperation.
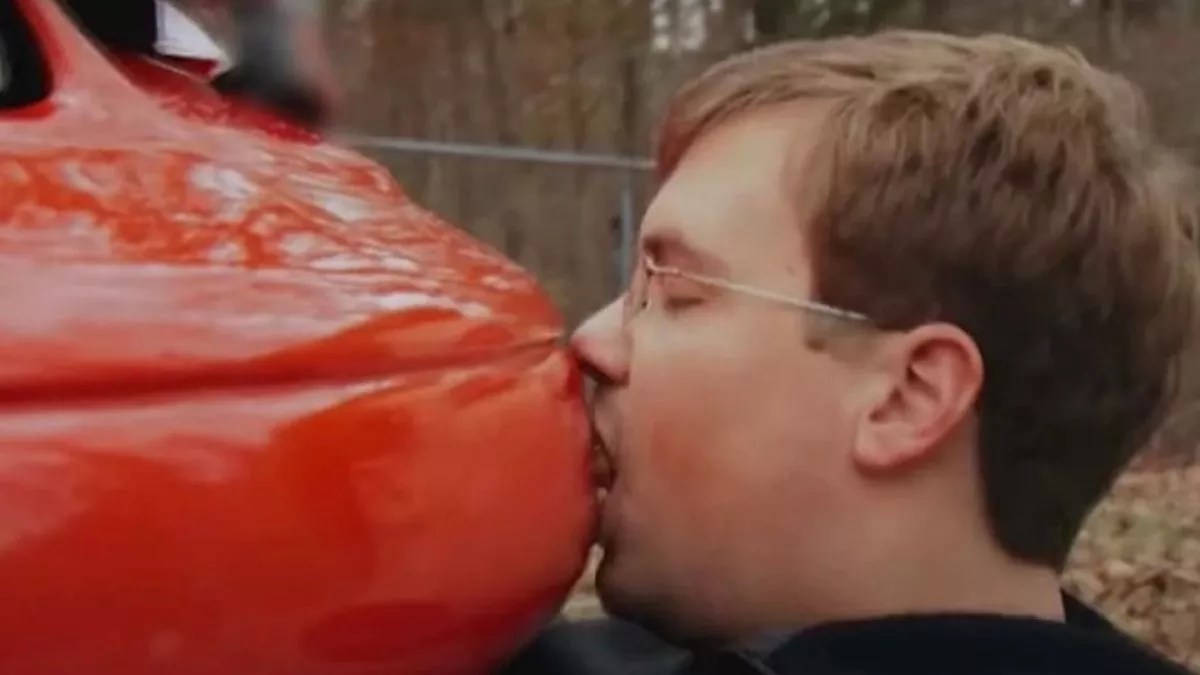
[831,557,1066,622]
[723,518,1067,642]
[800,538,1065,635]
[778,447,1067,631]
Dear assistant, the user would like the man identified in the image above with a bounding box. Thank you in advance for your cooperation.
[502,30,1199,674]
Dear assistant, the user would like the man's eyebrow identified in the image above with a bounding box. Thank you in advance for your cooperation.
[640,229,730,276]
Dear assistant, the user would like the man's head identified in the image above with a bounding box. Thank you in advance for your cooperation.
[574,31,1198,640]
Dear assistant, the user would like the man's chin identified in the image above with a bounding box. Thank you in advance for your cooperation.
[595,553,690,645]
[594,547,641,620]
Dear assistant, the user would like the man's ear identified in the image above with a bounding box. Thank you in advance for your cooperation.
[852,323,983,474]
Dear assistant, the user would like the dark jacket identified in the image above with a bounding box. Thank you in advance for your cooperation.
[499,594,1192,675]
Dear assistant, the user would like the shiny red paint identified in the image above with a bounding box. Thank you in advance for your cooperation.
[0,2,594,673]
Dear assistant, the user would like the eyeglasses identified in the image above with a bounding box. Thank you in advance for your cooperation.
[625,254,872,325]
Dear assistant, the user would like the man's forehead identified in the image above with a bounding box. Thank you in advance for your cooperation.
[641,108,815,277]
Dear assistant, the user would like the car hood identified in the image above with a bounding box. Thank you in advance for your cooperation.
[0,1,565,403]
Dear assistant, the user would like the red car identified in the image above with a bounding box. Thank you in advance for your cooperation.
[0,2,594,673]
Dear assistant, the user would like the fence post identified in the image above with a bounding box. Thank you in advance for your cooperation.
[618,169,637,285]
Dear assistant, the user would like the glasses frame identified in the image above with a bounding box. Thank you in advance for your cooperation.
[639,255,871,324]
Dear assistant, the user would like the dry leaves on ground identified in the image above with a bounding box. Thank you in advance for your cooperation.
[1065,466,1200,670]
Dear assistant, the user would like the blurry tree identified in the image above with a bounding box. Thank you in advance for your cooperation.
[1097,0,1128,59]
[752,0,914,39]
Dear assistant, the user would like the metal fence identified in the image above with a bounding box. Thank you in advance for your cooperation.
[342,134,655,324]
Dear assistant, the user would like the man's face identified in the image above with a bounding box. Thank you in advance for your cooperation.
[573,105,875,638]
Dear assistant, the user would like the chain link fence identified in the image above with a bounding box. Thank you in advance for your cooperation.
[345,135,655,326]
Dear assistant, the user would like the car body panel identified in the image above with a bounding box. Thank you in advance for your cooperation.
[0,2,593,673]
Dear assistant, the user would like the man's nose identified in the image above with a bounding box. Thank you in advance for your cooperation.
[570,298,629,387]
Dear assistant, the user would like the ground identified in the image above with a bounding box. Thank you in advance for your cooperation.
[1064,466,1200,669]
[566,467,1200,669]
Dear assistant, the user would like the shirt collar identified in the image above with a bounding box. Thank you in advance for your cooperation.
[754,593,1182,675]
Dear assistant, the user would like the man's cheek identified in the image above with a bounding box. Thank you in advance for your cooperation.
[631,377,731,490]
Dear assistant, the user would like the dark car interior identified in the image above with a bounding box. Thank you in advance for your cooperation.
[0,0,51,109]
[60,0,159,55]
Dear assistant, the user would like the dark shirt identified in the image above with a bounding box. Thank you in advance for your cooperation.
[499,594,1192,675]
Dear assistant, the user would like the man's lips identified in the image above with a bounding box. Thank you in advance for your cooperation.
[591,432,615,491]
